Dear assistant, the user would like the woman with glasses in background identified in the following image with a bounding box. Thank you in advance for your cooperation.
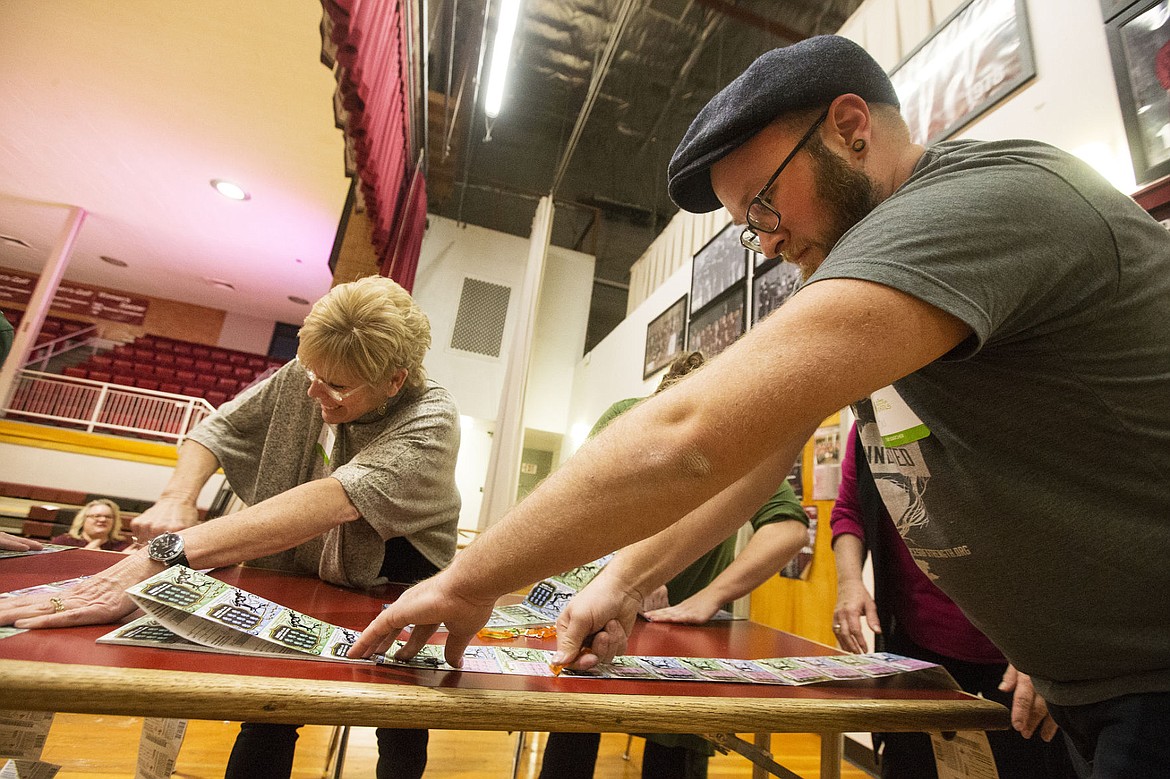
[51,499,130,552]
[0,275,462,779]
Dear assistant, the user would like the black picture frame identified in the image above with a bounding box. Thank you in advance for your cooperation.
[690,222,747,314]
[687,288,745,359]
[643,294,688,380]
[889,0,1035,146]
[1105,0,1170,185]
[751,259,802,325]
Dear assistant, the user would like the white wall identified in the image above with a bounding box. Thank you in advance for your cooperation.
[217,309,275,356]
[0,441,225,507]
[565,261,692,457]
[412,213,595,529]
[524,245,595,435]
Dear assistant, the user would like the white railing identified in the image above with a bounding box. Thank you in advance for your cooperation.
[22,324,99,370]
[5,370,214,445]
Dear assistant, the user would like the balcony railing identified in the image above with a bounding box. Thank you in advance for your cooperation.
[5,370,214,445]
[23,324,99,370]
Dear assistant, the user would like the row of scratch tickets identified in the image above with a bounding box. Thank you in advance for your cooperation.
[386,641,939,685]
[99,566,938,686]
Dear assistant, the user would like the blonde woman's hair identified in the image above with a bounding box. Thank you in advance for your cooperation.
[297,275,431,395]
[69,499,124,541]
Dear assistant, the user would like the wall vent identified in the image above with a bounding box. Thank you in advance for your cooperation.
[450,277,511,357]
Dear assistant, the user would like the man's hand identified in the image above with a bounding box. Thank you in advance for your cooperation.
[550,573,642,671]
[0,552,157,628]
[999,665,1059,741]
[642,591,722,624]
[832,578,880,654]
[349,572,496,668]
[0,532,42,552]
[130,498,201,541]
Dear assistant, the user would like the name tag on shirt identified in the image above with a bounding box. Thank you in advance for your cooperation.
[870,385,930,447]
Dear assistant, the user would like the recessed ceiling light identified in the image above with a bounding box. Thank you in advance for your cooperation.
[99,255,128,267]
[204,277,236,292]
[288,295,310,305]
[210,178,251,201]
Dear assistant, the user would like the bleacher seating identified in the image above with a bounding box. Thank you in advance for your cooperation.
[39,333,284,409]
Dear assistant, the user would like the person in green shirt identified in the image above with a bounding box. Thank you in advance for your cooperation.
[539,351,810,779]
[0,310,14,366]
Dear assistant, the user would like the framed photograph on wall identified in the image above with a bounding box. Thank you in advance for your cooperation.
[889,0,1035,145]
[687,288,745,359]
[690,222,747,313]
[1105,0,1170,184]
[643,294,688,379]
[752,259,802,325]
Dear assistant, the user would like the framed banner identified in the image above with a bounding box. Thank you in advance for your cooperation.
[1105,0,1170,184]
[691,222,747,313]
[889,0,1035,145]
[752,259,802,325]
[643,294,688,379]
[687,288,745,359]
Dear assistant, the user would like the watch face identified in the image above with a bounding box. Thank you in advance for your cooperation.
[148,533,182,562]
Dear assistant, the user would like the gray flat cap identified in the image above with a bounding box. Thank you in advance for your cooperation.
[667,35,900,213]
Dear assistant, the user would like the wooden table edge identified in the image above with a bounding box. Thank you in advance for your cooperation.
[0,658,1010,734]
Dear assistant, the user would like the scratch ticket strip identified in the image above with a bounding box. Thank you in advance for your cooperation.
[98,566,938,687]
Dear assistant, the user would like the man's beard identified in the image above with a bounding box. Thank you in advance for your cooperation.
[786,134,882,275]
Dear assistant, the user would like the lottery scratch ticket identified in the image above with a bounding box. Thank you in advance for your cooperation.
[482,555,613,629]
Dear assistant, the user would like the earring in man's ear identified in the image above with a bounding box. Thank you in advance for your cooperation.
[851,138,866,153]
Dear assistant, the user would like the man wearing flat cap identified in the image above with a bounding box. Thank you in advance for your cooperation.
[359,35,1170,778]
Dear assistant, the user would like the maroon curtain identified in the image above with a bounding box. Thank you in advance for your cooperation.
[321,0,425,290]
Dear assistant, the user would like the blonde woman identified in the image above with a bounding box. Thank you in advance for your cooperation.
[51,499,130,552]
[1,276,461,779]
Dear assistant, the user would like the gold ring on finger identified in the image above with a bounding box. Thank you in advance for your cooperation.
[49,597,66,613]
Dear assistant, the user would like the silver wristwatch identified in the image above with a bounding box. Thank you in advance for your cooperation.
[146,532,190,568]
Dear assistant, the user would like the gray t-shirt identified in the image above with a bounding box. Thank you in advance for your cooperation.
[188,360,461,589]
[807,138,1170,706]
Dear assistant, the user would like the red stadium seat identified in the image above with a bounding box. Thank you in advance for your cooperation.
[136,378,160,391]
[212,362,232,375]
[159,382,182,395]
[154,366,176,380]
[88,371,112,384]
[63,366,87,379]
[204,390,228,407]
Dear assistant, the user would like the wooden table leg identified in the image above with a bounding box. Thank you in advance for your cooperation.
[820,732,843,779]
[752,732,771,779]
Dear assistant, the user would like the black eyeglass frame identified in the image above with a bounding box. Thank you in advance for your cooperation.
[739,108,830,253]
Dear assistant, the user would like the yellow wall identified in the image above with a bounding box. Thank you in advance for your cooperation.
[749,414,841,648]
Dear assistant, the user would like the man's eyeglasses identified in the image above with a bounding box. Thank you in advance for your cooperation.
[740,109,829,253]
[300,361,366,403]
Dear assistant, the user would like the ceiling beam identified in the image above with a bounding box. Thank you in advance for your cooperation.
[691,0,807,42]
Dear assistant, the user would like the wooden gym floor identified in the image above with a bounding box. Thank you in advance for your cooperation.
[36,714,876,777]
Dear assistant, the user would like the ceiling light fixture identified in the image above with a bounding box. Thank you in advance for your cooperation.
[204,277,236,292]
[210,178,251,201]
[99,255,128,267]
[483,0,522,119]
[0,234,31,249]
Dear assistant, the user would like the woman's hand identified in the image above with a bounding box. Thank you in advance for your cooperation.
[832,578,880,654]
[0,532,42,552]
[0,551,158,628]
[130,498,201,541]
